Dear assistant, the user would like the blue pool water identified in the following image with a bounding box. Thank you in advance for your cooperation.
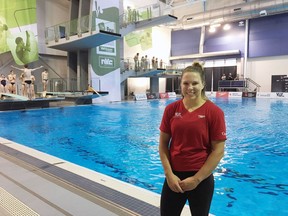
[0,98,287,215]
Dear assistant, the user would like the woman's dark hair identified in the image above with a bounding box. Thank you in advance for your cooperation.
[181,62,206,99]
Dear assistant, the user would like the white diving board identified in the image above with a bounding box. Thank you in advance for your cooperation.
[0,93,29,101]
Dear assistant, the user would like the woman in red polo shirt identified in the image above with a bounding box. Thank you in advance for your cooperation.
[159,62,226,216]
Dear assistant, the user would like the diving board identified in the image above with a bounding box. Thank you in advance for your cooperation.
[135,14,177,31]
[46,30,121,51]
[0,93,29,101]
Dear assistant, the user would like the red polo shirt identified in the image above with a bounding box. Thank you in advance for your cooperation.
[160,99,226,171]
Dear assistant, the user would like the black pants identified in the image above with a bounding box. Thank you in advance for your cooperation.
[160,171,214,216]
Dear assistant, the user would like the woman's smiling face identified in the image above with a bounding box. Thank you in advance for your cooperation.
[181,71,205,100]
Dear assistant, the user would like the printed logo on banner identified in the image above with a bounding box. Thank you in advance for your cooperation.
[99,56,115,68]
[168,92,177,98]
[257,92,271,98]
[146,93,157,99]
[229,92,242,97]
[216,92,229,98]
[276,92,284,97]
[135,93,147,101]
[159,93,169,99]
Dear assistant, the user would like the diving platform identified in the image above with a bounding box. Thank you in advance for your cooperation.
[0,93,65,111]
[121,68,166,82]
[0,93,29,101]
[135,14,177,31]
[0,91,109,111]
[46,30,121,51]
[45,91,109,105]
[120,14,177,36]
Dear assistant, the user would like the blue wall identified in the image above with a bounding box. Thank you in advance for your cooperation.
[249,13,288,58]
[203,22,245,56]
[171,28,201,56]
[171,13,288,59]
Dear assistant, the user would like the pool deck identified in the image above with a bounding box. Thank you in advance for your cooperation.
[0,137,192,216]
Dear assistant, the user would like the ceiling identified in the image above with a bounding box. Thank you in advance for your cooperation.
[52,0,288,30]
[160,0,288,30]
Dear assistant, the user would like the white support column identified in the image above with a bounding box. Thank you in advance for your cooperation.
[243,19,249,79]
[77,50,81,91]
[199,25,205,54]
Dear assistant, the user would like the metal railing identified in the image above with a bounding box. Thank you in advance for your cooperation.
[45,2,166,44]
[120,57,167,73]
[45,13,119,44]
[218,80,246,92]
[245,78,261,92]
[49,78,77,92]
[120,3,162,28]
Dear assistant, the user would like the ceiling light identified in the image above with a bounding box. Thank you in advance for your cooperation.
[223,24,231,30]
[209,27,216,33]
[210,23,221,28]
[238,21,245,27]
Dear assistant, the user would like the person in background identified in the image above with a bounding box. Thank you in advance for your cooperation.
[0,74,8,93]
[227,73,234,80]
[11,64,43,99]
[8,70,17,94]
[155,58,158,69]
[160,59,163,69]
[31,74,36,99]
[151,56,155,69]
[144,55,149,70]
[41,68,49,91]
[159,62,226,216]
[134,53,139,71]
[141,56,145,71]
[221,73,226,80]
[19,72,26,96]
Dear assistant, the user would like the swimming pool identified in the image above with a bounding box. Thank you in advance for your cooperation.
[0,98,287,215]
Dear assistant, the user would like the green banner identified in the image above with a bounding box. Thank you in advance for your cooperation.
[91,0,120,76]
[125,28,152,51]
[0,0,38,65]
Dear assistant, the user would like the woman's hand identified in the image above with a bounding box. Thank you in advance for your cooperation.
[166,173,184,193]
[179,176,201,192]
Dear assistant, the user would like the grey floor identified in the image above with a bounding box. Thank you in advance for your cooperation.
[0,141,161,216]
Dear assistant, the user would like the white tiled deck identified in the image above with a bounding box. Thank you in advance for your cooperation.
[0,137,191,216]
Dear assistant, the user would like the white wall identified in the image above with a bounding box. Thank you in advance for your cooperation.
[124,26,171,94]
[124,26,171,65]
[127,77,150,94]
[126,77,167,95]
[247,55,288,92]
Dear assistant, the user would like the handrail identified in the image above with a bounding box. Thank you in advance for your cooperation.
[45,2,165,43]
[119,3,161,28]
[245,78,261,92]
[45,12,119,44]
[245,78,261,87]
[120,57,167,73]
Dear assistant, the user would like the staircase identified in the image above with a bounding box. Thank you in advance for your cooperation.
[245,78,261,92]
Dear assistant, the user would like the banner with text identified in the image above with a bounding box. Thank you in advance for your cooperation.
[0,0,38,65]
[90,0,120,101]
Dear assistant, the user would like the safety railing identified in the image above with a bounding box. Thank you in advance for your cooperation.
[120,3,162,28]
[245,78,261,92]
[45,2,168,44]
[218,80,246,92]
[45,12,119,44]
[49,78,77,92]
[120,57,167,73]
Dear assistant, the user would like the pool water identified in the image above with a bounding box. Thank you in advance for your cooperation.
[0,98,287,215]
